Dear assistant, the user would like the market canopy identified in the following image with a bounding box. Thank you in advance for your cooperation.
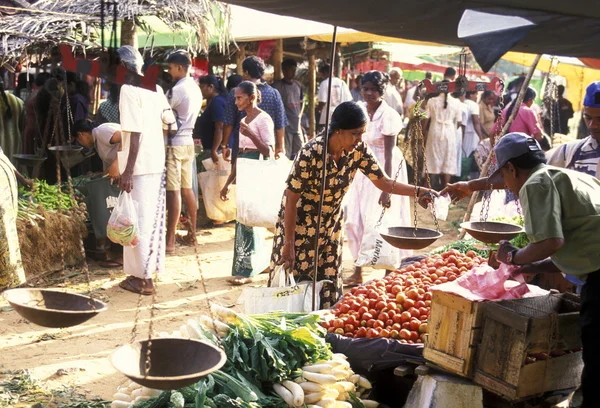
[220,0,600,60]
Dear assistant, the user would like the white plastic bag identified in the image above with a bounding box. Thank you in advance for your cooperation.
[106,192,139,247]
[198,155,236,222]
[235,154,292,228]
[237,265,325,313]
[430,194,451,221]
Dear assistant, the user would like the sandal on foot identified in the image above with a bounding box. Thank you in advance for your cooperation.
[227,277,253,286]
[176,234,196,247]
[343,276,363,288]
[119,277,153,295]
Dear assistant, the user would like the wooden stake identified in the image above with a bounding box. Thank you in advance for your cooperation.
[308,50,316,139]
[120,19,137,48]
[235,44,246,75]
[273,39,283,81]
[458,54,542,239]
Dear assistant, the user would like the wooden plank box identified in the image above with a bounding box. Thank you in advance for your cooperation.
[474,293,583,401]
[423,290,485,378]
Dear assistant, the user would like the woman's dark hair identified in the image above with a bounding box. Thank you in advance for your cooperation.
[505,86,537,119]
[0,77,12,119]
[482,90,495,100]
[226,74,242,92]
[199,75,226,96]
[241,56,265,79]
[35,72,51,88]
[451,89,466,99]
[73,119,99,134]
[107,82,121,103]
[361,70,388,95]
[507,150,547,170]
[441,80,450,109]
[15,72,34,96]
[328,101,367,137]
[236,81,261,104]
[444,67,456,78]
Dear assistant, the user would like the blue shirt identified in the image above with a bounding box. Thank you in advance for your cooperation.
[223,82,287,159]
[194,94,226,150]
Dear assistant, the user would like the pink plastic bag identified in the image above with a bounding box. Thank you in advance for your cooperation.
[431,263,533,301]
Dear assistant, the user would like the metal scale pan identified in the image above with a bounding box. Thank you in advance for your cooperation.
[380,226,443,250]
[460,221,523,244]
[2,288,108,328]
[111,338,227,390]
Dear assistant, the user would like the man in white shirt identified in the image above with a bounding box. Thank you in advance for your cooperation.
[463,91,483,158]
[317,63,352,128]
[165,52,203,253]
[384,67,404,116]
[117,45,175,295]
[547,81,600,179]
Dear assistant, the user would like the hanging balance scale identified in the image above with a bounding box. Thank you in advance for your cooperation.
[111,103,225,390]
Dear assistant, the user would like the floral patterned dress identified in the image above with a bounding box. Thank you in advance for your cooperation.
[270,137,384,308]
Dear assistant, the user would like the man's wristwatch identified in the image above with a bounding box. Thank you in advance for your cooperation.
[506,249,519,265]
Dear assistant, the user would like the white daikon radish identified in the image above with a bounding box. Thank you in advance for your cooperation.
[179,325,190,338]
[282,380,304,407]
[294,376,304,384]
[332,353,347,360]
[133,396,151,403]
[315,398,336,407]
[302,364,333,373]
[131,388,145,398]
[141,388,162,397]
[349,374,360,384]
[361,400,379,408]
[358,376,372,389]
[304,392,327,404]
[302,371,337,385]
[273,383,295,407]
[186,319,203,339]
[112,393,132,402]
[337,381,355,392]
[331,369,349,380]
[127,382,141,390]
[336,392,349,401]
[110,401,130,408]
[323,388,339,400]
[333,402,352,408]
[299,382,324,393]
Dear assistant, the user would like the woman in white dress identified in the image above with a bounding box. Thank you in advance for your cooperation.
[423,87,463,189]
[344,71,412,285]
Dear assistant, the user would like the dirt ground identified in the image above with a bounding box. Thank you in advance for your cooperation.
[0,202,466,405]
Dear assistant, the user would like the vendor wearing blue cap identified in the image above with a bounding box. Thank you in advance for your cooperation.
[547,81,600,178]
[443,132,600,407]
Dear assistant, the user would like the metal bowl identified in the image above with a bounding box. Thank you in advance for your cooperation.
[380,227,443,250]
[111,338,227,390]
[13,154,47,167]
[2,288,108,328]
[460,221,524,244]
[48,145,83,153]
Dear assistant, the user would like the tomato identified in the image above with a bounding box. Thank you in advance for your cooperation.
[385,285,392,293]
[387,302,398,311]
[333,319,344,329]
[409,319,421,331]
[358,306,368,315]
[320,321,330,329]
[392,314,403,324]
[345,316,358,326]
[390,329,399,339]
[362,312,373,321]
[403,299,415,310]
[424,300,432,307]
[391,285,402,295]
[344,332,354,338]
[327,327,335,333]
[408,307,420,318]
[430,273,439,280]
[424,292,432,301]
[366,328,377,338]
[373,320,385,329]
[356,327,367,338]
[388,309,397,319]
[380,329,391,338]
[419,315,428,321]
[375,301,387,310]
[368,291,379,300]
[350,301,361,311]
[419,307,429,316]
[368,299,378,308]
[414,300,426,309]
[391,323,402,331]
[378,312,390,322]
[334,328,344,335]
[344,324,355,333]
[367,319,376,328]
[360,320,367,327]
[419,323,429,333]
[447,274,457,281]
[396,293,407,304]
[400,311,412,323]
[399,329,411,340]
[410,331,419,341]
[369,308,378,317]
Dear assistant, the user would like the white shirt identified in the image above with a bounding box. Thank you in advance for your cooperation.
[318,77,352,125]
[92,123,120,171]
[383,84,404,116]
[404,86,417,110]
[118,84,172,176]
[166,76,203,145]
[546,136,600,179]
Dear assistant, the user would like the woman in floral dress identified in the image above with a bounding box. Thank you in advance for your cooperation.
[270,102,436,308]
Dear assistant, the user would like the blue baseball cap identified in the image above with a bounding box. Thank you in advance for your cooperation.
[584,81,600,108]
[488,132,542,184]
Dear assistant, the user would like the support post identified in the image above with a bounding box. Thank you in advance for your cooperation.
[235,44,246,75]
[120,18,138,48]
[308,51,316,139]
[273,39,283,81]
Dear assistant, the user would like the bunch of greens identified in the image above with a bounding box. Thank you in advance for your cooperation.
[18,180,76,211]
[490,216,530,249]
[433,238,488,257]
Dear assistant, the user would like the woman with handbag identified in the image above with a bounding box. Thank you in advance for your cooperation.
[270,101,436,309]
[220,81,274,285]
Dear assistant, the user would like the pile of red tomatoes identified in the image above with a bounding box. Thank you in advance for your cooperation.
[322,249,486,343]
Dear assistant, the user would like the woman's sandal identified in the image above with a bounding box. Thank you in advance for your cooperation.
[119,276,153,295]
[176,234,197,247]
[227,276,253,286]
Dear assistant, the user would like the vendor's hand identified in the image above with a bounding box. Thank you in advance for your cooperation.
[274,146,284,159]
[119,170,134,193]
[417,188,438,208]
[441,181,472,203]
[279,242,295,270]
[512,263,541,278]
[211,149,219,164]
[220,184,230,201]
[222,146,231,162]
[496,240,518,264]
[107,161,120,184]
[379,191,391,208]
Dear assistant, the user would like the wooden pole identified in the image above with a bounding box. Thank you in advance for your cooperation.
[120,18,138,48]
[273,39,283,81]
[235,44,246,75]
[308,50,316,139]
[458,54,542,239]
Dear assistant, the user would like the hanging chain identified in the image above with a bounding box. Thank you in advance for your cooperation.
[374,143,405,230]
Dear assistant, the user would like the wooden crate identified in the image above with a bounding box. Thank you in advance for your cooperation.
[474,293,582,401]
[423,290,485,378]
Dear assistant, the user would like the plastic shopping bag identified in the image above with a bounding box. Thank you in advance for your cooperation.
[430,194,451,221]
[106,191,139,247]
[198,155,236,222]
[236,155,292,228]
[237,265,324,313]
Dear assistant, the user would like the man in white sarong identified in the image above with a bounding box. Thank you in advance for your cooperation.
[117,46,175,295]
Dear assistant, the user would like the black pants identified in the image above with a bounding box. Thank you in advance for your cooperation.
[581,270,600,408]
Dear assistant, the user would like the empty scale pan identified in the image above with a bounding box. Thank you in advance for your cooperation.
[111,338,227,390]
[2,288,108,328]
[460,221,523,244]
[380,226,443,250]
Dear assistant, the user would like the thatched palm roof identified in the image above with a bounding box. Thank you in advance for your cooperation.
[0,0,231,62]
